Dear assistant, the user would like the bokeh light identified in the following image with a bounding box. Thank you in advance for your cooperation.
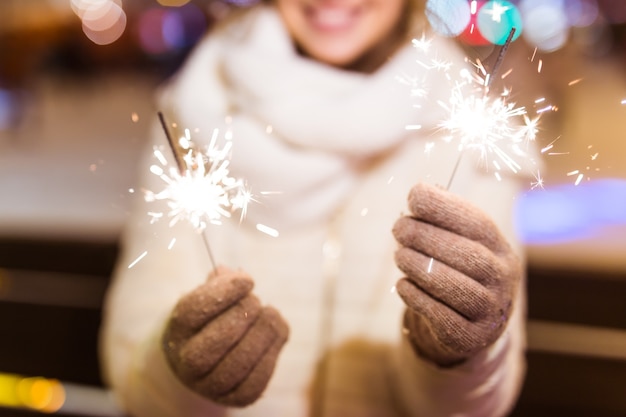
[566,0,600,27]
[136,3,208,56]
[519,0,569,51]
[222,0,261,5]
[516,179,626,244]
[458,1,491,46]
[425,0,621,52]
[0,89,19,130]
[476,0,523,45]
[426,0,471,38]
[157,0,191,6]
[137,8,169,55]
[71,0,127,45]
[427,0,524,45]
[0,373,65,413]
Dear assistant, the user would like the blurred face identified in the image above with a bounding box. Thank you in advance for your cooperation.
[275,0,407,69]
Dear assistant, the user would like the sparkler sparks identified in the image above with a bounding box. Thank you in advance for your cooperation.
[144,143,251,230]
[406,28,546,190]
[437,76,537,176]
[142,112,253,269]
[530,170,545,190]
[405,28,551,273]
[146,117,252,230]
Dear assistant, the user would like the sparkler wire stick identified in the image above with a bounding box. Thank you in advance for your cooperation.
[445,152,464,190]
[157,111,185,173]
[444,27,517,192]
[486,28,516,89]
[157,111,218,271]
[430,28,519,274]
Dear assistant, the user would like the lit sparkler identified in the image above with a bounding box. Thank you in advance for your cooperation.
[433,28,542,188]
[408,28,547,273]
[143,112,253,269]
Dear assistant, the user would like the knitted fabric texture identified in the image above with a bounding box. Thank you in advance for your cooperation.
[162,267,289,406]
[393,183,521,366]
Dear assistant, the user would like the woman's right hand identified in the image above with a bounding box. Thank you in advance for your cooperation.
[162,266,289,407]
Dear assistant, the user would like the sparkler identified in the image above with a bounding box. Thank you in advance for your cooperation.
[143,112,252,270]
[436,28,541,189]
[405,29,541,188]
[410,28,544,273]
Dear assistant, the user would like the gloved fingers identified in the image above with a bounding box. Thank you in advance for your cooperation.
[194,306,289,399]
[169,269,254,340]
[175,294,262,380]
[395,248,496,321]
[406,183,511,254]
[213,322,289,407]
[403,309,481,364]
[393,216,506,286]
[398,281,484,355]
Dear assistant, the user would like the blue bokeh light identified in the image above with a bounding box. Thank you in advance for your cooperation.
[477,0,523,45]
[426,0,471,37]
[515,179,626,244]
[520,1,569,51]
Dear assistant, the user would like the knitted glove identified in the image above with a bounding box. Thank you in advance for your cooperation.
[393,183,522,367]
[162,266,289,407]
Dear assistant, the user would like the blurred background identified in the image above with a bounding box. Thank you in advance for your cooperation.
[0,0,624,416]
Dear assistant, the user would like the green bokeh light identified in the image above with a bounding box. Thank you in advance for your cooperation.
[477,1,523,45]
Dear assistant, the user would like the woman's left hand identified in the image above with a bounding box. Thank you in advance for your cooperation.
[392,182,522,367]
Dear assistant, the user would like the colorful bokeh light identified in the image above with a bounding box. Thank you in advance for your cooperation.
[71,0,127,45]
[426,0,472,38]
[515,179,626,244]
[476,1,523,45]
[427,0,615,51]
[0,373,65,413]
[136,3,208,56]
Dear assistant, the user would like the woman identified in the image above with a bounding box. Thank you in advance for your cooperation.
[100,0,529,416]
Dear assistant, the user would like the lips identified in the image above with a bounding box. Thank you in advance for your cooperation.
[306,5,360,32]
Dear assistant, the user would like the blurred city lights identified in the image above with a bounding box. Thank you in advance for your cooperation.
[137,8,170,55]
[71,0,127,45]
[136,3,207,56]
[566,0,600,28]
[476,0,523,45]
[426,0,526,46]
[0,89,18,130]
[60,0,624,54]
[0,372,124,416]
[0,373,65,413]
[222,0,261,5]
[426,0,622,52]
[426,0,472,38]
[157,0,191,6]
[516,179,626,244]
[519,0,569,52]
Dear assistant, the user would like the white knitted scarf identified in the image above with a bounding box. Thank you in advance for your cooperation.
[161,6,445,232]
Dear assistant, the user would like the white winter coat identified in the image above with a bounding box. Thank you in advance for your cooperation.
[100,5,529,417]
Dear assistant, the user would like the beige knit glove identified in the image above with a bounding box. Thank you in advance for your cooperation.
[162,266,289,407]
[393,183,522,367]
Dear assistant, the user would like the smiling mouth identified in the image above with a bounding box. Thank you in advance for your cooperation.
[306,6,361,32]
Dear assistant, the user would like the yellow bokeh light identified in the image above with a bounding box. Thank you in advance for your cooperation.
[30,378,65,412]
[0,373,65,413]
[0,374,21,407]
[157,0,191,6]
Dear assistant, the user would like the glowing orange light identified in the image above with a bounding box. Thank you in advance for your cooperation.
[0,373,65,413]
